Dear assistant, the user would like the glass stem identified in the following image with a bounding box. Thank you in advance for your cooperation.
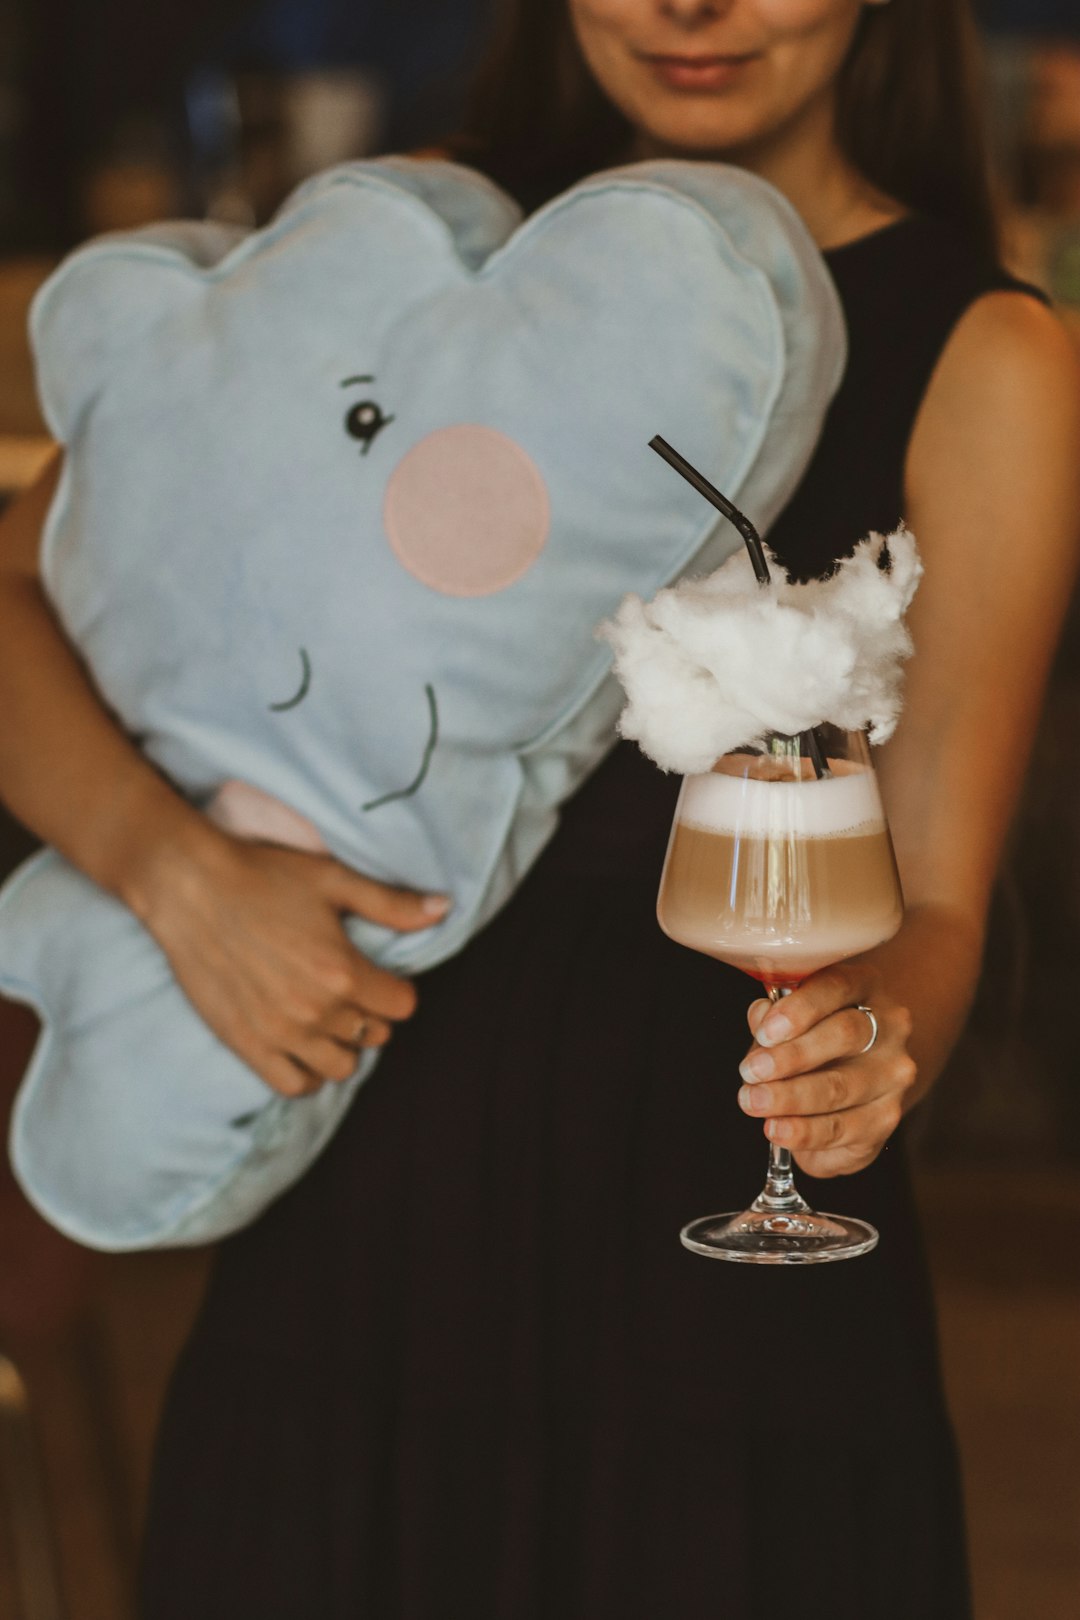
[752,985,810,1214]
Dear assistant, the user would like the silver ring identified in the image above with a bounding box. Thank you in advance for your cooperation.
[855,1005,878,1054]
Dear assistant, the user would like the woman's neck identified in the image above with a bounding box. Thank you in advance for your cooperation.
[633,89,904,251]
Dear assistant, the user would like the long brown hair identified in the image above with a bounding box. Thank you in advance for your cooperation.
[452,0,998,257]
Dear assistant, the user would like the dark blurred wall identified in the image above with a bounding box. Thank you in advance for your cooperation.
[223,0,493,149]
[9,0,494,249]
[14,0,259,245]
[979,0,1080,30]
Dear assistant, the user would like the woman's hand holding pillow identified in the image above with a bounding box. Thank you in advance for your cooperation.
[139,829,447,1098]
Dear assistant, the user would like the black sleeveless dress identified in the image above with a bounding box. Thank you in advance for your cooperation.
[139,219,1037,1620]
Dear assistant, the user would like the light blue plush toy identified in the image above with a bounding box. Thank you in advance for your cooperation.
[0,157,844,1249]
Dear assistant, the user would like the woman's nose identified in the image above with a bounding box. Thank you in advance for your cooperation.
[384,424,550,598]
[659,0,734,23]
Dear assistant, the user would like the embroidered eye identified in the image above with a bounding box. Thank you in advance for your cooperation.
[345,399,394,454]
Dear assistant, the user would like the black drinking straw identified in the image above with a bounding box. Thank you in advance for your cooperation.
[649,435,772,585]
[648,434,829,780]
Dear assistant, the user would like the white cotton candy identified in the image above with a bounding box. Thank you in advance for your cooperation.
[598,526,922,774]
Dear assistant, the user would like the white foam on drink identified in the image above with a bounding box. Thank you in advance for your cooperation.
[678,765,886,840]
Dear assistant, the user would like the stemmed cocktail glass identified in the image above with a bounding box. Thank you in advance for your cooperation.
[657,725,903,1264]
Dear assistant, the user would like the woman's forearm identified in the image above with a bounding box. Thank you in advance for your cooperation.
[864,901,985,1107]
[0,463,222,921]
[0,575,221,915]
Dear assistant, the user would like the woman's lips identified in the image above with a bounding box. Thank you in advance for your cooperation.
[643,53,759,92]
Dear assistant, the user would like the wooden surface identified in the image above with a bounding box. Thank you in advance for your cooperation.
[920,1168,1080,1619]
[0,261,51,440]
[0,260,54,505]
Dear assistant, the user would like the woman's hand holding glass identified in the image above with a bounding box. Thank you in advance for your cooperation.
[740,960,916,1180]
[137,829,448,1099]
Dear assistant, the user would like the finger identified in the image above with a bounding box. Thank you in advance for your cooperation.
[260,1052,326,1099]
[350,963,418,1023]
[357,1017,393,1049]
[291,1035,364,1085]
[320,862,451,932]
[794,1142,886,1179]
[762,1094,902,1155]
[298,954,417,1023]
[754,962,880,1048]
[739,1054,907,1122]
[739,1005,892,1086]
[324,1004,392,1048]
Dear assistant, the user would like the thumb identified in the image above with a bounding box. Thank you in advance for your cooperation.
[321,861,451,932]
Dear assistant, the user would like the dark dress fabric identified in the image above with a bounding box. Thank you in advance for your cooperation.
[139,219,1038,1620]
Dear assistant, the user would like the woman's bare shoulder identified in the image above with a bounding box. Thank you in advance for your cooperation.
[923,290,1080,433]
[909,289,1080,517]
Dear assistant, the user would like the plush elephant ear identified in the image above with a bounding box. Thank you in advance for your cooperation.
[286,156,524,272]
[30,220,250,443]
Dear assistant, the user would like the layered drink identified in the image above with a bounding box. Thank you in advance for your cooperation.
[658,750,903,985]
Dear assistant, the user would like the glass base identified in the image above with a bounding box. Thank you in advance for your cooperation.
[680,1207,879,1265]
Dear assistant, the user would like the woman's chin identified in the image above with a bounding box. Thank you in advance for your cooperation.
[631,111,765,165]
[620,82,772,164]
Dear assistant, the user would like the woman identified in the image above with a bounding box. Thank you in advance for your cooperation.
[1,2,1078,1616]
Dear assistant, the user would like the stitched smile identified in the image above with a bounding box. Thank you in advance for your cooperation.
[268,649,312,712]
[362,685,439,812]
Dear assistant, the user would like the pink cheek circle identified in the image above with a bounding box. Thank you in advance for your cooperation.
[384,424,550,598]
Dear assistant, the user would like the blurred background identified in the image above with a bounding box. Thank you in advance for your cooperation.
[0,2,1078,1617]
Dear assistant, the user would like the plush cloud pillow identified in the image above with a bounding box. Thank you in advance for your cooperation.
[0,157,844,1248]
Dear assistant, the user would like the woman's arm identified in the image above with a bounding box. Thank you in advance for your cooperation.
[0,456,445,1094]
[734,293,1080,1177]
[0,454,223,904]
